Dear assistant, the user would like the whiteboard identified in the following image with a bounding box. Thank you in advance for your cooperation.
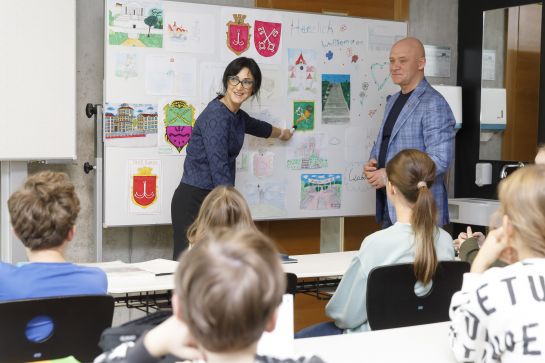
[103,0,406,226]
[0,0,76,161]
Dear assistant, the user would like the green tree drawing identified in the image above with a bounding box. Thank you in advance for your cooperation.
[144,15,158,37]
[149,8,163,29]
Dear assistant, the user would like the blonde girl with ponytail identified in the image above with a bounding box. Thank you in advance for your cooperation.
[295,149,454,338]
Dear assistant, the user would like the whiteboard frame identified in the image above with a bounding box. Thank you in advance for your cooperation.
[102,0,407,226]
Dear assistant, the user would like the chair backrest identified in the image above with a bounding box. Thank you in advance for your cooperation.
[285,272,298,295]
[366,261,469,330]
[0,294,114,362]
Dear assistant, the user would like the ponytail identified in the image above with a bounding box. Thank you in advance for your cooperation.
[386,149,439,284]
[411,183,438,284]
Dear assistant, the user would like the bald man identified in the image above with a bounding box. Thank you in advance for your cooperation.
[365,37,455,227]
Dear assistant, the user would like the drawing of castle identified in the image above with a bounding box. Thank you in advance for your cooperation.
[104,103,157,139]
[289,52,316,91]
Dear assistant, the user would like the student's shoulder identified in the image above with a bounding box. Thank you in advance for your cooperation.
[0,262,16,274]
[363,223,410,247]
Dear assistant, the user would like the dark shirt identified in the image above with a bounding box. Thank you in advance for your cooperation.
[181,97,272,190]
[377,90,413,169]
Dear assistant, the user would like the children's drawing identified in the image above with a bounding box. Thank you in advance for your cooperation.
[293,101,315,131]
[300,174,342,210]
[241,182,287,218]
[359,81,369,106]
[322,74,350,124]
[199,62,226,108]
[104,103,158,147]
[344,162,373,192]
[236,151,250,172]
[145,55,196,96]
[252,151,274,177]
[115,53,138,79]
[108,0,163,48]
[128,159,161,214]
[287,133,328,170]
[164,12,214,53]
[371,62,390,91]
[287,49,317,98]
[325,50,333,61]
[158,100,196,155]
[244,109,282,149]
[226,14,251,55]
[254,21,282,57]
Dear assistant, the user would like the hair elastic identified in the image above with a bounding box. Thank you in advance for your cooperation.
[417,181,427,189]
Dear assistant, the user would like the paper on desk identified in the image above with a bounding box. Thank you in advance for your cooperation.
[82,260,156,285]
[131,258,179,276]
[257,294,295,359]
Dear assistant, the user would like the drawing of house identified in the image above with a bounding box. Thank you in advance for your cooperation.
[104,103,158,139]
[110,1,162,39]
[289,52,315,90]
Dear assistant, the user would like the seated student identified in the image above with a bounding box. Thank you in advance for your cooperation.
[449,165,545,362]
[95,228,325,363]
[186,185,256,247]
[296,149,455,337]
[0,171,107,340]
[453,145,545,266]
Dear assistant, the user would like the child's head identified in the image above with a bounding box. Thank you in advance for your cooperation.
[498,165,545,257]
[186,185,255,246]
[385,149,438,284]
[8,171,80,250]
[535,144,545,165]
[175,228,285,353]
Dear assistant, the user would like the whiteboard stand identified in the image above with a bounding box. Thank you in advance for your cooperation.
[85,103,104,262]
[320,217,344,253]
[0,161,27,263]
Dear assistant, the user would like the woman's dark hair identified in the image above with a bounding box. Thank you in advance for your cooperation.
[386,149,437,284]
[221,57,262,96]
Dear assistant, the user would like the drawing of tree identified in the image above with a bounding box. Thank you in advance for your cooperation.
[144,15,158,37]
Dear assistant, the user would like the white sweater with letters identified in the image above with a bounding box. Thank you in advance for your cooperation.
[449,258,545,363]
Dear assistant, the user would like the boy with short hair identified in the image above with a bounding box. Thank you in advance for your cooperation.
[0,171,107,340]
[95,228,324,363]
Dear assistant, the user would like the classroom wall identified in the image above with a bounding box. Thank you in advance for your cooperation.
[28,0,459,265]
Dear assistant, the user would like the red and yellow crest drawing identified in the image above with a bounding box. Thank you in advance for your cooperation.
[254,21,281,57]
[132,166,157,208]
[226,14,251,55]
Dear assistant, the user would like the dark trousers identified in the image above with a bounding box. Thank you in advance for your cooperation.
[377,189,393,229]
[171,182,211,260]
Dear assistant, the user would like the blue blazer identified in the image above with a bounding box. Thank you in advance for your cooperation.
[370,78,455,226]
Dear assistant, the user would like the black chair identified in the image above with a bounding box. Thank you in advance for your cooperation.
[286,272,298,295]
[0,294,114,362]
[366,261,469,330]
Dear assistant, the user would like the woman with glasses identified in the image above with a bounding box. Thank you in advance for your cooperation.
[171,57,292,259]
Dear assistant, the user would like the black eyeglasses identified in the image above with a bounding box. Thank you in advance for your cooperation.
[227,76,254,89]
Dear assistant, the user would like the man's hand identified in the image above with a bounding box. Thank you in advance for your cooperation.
[364,159,386,189]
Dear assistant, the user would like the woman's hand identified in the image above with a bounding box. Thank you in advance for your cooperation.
[278,128,293,141]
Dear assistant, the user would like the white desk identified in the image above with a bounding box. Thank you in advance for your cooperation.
[95,251,356,294]
[295,322,457,363]
[283,251,356,278]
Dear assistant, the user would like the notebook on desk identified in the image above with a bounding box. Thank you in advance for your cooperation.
[280,254,298,264]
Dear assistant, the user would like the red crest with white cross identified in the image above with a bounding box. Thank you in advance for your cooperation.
[254,21,282,57]
[132,167,157,208]
[226,14,251,55]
